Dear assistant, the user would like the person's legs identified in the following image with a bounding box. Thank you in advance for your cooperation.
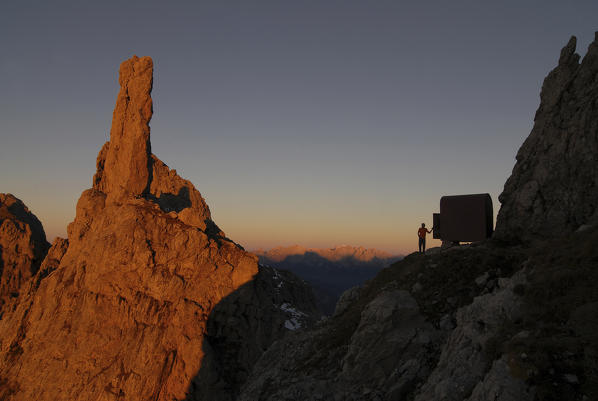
[418,238,424,253]
[422,238,426,254]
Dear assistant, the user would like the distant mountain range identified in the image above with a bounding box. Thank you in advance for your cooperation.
[255,245,398,263]
[254,245,402,314]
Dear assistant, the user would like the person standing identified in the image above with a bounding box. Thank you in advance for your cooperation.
[417,223,433,254]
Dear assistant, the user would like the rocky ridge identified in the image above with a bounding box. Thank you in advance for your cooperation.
[0,56,317,401]
[237,34,598,401]
[239,246,531,401]
[495,34,598,242]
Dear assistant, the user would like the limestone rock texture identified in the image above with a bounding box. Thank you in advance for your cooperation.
[495,34,598,242]
[0,56,317,401]
[95,55,153,202]
[414,270,532,401]
[241,231,598,401]
[238,247,530,401]
[93,56,212,231]
[0,193,49,309]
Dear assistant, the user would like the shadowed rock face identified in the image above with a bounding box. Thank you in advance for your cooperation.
[237,35,598,401]
[188,265,319,401]
[495,34,598,242]
[238,247,531,401]
[0,193,49,309]
[0,56,316,401]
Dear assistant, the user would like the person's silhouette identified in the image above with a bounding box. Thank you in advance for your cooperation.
[417,223,433,254]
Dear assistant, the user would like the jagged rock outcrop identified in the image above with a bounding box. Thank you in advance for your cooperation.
[0,194,49,309]
[95,55,153,202]
[238,34,598,401]
[93,56,212,231]
[240,289,440,401]
[414,270,532,401]
[0,56,317,401]
[239,247,532,401]
[465,356,534,401]
[34,237,69,287]
[495,34,598,242]
[241,232,598,401]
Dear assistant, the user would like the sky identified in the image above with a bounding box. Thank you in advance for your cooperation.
[1,1,597,254]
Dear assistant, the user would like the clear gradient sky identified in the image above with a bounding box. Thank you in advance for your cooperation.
[1,1,597,254]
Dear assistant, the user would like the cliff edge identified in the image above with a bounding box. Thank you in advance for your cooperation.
[495,34,598,242]
[238,34,598,401]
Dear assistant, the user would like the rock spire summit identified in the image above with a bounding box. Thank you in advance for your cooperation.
[0,56,265,400]
[95,55,153,201]
[93,56,213,231]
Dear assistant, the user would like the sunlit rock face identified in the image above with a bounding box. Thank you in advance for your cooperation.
[93,56,213,231]
[495,34,598,242]
[0,56,285,401]
[0,193,49,309]
[94,56,153,202]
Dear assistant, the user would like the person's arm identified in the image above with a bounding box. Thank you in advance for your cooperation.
[427,228,432,233]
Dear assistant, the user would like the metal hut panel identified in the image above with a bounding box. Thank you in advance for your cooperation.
[438,193,493,242]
